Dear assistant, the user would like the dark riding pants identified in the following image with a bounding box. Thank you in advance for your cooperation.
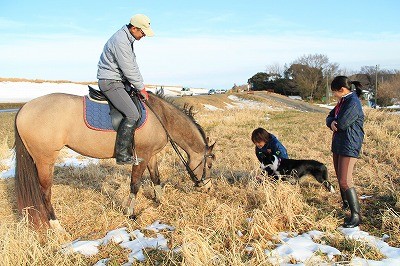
[98,79,140,121]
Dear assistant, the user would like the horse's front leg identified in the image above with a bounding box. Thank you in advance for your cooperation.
[126,161,148,219]
[147,155,163,202]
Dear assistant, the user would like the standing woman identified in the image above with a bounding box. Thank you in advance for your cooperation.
[326,76,364,228]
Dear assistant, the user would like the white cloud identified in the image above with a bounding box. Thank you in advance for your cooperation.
[1,32,399,89]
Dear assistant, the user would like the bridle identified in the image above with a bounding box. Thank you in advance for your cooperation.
[169,139,213,187]
[144,99,213,187]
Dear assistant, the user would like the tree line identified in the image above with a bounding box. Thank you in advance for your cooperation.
[243,54,399,107]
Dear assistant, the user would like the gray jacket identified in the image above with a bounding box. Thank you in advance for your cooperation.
[97,25,144,90]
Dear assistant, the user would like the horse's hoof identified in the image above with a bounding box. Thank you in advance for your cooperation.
[129,214,137,220]
[153,185,163,202]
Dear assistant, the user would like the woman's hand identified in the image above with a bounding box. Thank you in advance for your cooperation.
[331,121,338,132]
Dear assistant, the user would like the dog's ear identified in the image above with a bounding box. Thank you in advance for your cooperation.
[262,153,273,164]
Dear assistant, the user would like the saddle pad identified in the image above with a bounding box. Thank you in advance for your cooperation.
[83,96,147,131]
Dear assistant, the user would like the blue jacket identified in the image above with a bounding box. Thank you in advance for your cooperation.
[326,92,364,157]
[255,134,289,163]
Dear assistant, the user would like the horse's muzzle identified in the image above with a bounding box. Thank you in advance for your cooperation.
[194,178,212,192]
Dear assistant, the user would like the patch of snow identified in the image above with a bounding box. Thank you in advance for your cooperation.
[288,96,302,100]
[317,103,335,110]
[0,157,15,179]
[145,220,175,232]
[0,81,89,103]
[265,231,341,264]
[203,104,223,111]
[339,227,400,265]
[62,222,175,264]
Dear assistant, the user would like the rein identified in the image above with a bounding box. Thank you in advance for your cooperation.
[144,98,209,187]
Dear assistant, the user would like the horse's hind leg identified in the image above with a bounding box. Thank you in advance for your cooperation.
[35,162,56,220]
[35,159,65,231]
[147,156,163,202]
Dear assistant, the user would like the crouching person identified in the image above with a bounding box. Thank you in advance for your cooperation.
[251,127,288,180]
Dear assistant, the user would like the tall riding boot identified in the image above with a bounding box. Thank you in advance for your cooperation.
[115,118,141,165]
[340,188,349,210]
[343,187,361,228]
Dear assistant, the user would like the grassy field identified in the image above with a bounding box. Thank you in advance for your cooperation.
[1,92,400,265]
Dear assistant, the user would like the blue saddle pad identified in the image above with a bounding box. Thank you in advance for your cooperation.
[83,96,147,131]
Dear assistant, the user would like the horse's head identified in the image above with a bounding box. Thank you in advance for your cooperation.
[191,141,216,192]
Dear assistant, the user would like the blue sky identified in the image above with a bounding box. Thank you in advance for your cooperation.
[1,0,399,89]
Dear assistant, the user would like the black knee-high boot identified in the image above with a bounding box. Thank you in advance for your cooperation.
[115,118,138,165]
[340,188,349,210]
[343,187,361,228]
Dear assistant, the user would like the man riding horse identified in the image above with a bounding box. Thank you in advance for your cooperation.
[97,14,154,165]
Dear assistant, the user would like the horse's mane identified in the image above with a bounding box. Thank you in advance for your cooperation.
[150,92,208,145]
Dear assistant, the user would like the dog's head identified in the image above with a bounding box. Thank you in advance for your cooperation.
[260,153,280,171]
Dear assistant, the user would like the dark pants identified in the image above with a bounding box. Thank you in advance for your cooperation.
[333,153,357,191]
[98,79,140,121]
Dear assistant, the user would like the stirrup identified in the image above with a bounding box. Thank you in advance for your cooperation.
[116,156,134,165]
[132,150,143,166]
[132,157,144,166]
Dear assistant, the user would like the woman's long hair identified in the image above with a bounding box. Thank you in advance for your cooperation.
[331,75,363,98]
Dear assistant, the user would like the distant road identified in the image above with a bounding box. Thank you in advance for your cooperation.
[254,92,329,113]
[0,108,19,113]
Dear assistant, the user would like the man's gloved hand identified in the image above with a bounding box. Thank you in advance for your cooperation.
[140,88,149,101]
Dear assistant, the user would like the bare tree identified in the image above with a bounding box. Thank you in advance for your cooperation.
[286,63,323,99]
[337,68,356,77]
[294,54,330,69]
[266,62,284,78]
[289,54,335,100]
[376,73,400,106]
[360,65,378,88]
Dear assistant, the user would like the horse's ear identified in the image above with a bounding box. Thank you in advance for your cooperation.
[208,141,216,152]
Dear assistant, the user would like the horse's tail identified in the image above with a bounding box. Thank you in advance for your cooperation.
[14,115,49,228]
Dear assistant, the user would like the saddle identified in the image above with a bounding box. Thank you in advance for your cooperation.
[85,85,146,131]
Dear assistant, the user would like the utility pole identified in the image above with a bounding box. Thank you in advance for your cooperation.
[325,71,330,104]
[375,64,378,108]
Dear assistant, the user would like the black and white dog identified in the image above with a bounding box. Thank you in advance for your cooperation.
[260,154,335,192]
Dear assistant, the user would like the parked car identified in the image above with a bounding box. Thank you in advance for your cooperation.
[208,89,216,95]
[215,89,226,94]
[180,87,193,96]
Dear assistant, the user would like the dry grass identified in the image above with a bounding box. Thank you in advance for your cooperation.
[1,92,399,265]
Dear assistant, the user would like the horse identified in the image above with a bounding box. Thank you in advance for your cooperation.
[14,91,215,230]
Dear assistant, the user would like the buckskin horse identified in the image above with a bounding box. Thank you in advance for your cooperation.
[14,91,215,230]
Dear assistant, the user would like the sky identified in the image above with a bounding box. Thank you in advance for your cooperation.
[1,0,399,89]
